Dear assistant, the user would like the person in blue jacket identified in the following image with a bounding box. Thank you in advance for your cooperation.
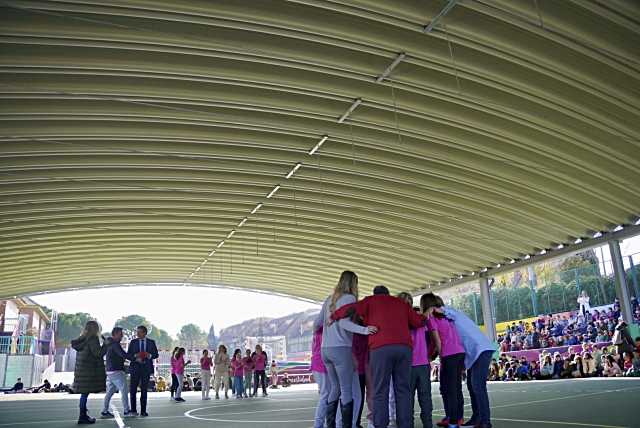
[441,300,496,428]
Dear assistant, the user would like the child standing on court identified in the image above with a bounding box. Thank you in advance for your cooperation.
[421,293,465,428]
[398,292,433,428]
[242,349,254,398]
[231,349,245,399]
[200,350,213,400]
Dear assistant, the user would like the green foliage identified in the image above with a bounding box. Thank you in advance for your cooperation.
[114,314,174,349]
[177,323,207,349]
[449,262,626,325]
[55,312,93,347]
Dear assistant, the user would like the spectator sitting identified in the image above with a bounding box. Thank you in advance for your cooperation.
[156,376,167,392]
[33,379,51,393]
[582,352,596,377]
[552,354,564,379]
[540,355,553,380]
[1,378,24,394]
[570,356,584,378]
[489,360,500,381]
[603,355,622,377]
[516,358,531,380]
[621,352,635,376]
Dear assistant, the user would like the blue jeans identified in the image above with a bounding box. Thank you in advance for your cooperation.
[79,393,89,412]
[233,375,244,397]
[322,346,354,405]
[467,350,493,425]
[313,371,330,428]
[103,371,130,413]
[370,344,412,428]
[410,365,432,428]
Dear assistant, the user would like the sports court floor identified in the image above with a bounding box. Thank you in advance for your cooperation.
[0,378,638,428]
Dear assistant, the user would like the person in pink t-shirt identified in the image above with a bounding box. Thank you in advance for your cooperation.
[231,349,245,399]
[398,292,433,428]
[242,349,254,398]
[422,294,465,428]
[171,348,191,402]
[252,345,268,397]
[200,350,213,400]
[311,327,329,428]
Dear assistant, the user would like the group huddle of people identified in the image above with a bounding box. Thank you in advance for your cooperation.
[312,270,496,428]
[168,344,272,401]
[498,294,640,352]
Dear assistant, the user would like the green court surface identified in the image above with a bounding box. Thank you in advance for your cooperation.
[0,378,638,428]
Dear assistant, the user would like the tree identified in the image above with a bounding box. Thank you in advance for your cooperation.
[177,323,207,349]
[55,312,93,347]
[113,314,174,350]
[207,324,219,350]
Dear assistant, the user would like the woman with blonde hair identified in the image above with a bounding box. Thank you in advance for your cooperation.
[214,344,230,399]
[314,270,376,428]
[71,320,108,424]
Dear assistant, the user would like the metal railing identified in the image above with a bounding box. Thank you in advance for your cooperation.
[0,336,46,355]
[447,256,640,326]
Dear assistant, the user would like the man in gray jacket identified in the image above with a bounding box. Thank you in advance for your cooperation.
[101,327,135,418]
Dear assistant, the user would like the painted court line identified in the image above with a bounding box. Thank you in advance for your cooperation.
[488,385,640,411]
[110,405,128,428]
[193,405,317,417]
[490,417,627,428]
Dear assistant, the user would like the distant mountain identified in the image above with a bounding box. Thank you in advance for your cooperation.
[218,308,320,344]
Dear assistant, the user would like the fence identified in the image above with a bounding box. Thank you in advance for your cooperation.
[448,260,639,326]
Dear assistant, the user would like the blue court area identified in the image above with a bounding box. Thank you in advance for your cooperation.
[0,378,638,428]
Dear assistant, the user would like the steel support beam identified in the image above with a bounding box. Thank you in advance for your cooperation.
[413,224,640,295]
[479,276,497,342]
[608,239,634,324]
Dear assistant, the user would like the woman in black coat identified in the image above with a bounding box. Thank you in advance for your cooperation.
[71,320,108,424]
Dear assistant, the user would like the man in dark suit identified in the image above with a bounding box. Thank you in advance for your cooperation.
[127,325,158,417]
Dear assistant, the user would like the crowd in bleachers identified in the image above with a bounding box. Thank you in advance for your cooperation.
[491,294,640,382]
[497,296,640,352]
[490,339,640,382]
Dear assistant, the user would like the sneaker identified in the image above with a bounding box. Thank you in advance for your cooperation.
[243,393,248,398]
[100,412,114,419]
[175,397,186,402]
[437,418,450,427]
[202,397,211,401]
[124,411,138,417]
[141,412,149,417]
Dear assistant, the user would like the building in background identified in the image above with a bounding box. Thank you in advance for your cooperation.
[218,308,319,361]
[0,298,54,388]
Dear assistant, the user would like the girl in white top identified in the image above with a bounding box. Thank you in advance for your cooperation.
[577,291,591,316]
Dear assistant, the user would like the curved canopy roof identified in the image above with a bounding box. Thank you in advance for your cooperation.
[1,0,640,301]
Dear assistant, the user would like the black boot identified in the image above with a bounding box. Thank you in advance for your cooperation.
[77,410,96,425]
[340,400,354,428]
[326,400,339,428]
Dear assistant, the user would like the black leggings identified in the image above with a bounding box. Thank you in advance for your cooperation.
[356,373,366,425]
[253,370,267,395]
[170,374,179,397]
[440,352,465,422]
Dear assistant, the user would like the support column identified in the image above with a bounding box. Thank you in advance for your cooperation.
[628,256,640,299]
[479,276,497,342]
[608,239,633,324]
[528,265,539,315]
